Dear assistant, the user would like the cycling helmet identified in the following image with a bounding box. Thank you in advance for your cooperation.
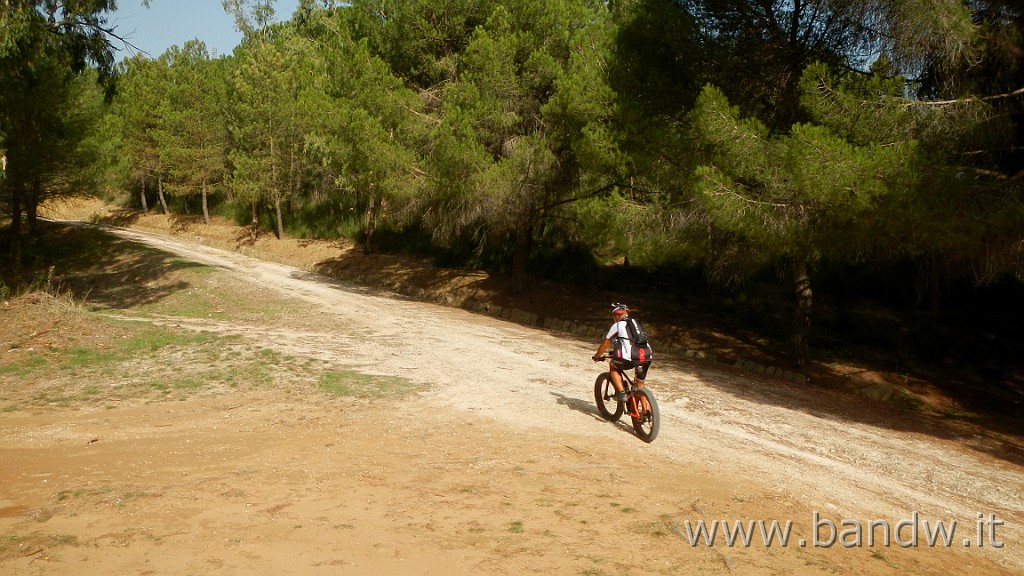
[611,303,629,316]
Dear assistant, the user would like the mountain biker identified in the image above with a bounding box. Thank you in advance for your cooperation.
[592,303,653,401]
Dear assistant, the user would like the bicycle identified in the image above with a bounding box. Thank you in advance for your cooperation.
[593,356,660,443]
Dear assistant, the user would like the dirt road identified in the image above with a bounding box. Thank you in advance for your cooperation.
[2,223,1021,575]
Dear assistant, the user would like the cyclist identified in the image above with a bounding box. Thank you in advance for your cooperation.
[592,303,653,401]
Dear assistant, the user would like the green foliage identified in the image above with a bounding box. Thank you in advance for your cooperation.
[800,59,1024,295]
[2,2,125,263]
[222,0,278,38]
[0,46,108,235]
[154,42,230,222]
[799,62,921,146]
[347,0,493,87]
[115,55,172,210]
[689,83,920,281]
[412,0,621,283]
[0,1,118,80]
[9,0,1017,365]
[608,0,700,119]
[226,32,298,209]
[291,19,426,244]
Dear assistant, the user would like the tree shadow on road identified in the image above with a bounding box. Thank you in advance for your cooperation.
[649,353,1024,468]
[311,234,1024,469]
[24,222,201,311]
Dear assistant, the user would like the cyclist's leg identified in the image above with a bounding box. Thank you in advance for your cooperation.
[635,361,652,410]
[634,360,651,387]
[607,359,628,399]
[607,360,622,389]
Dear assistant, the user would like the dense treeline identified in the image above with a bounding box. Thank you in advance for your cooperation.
[3,0,1023,367]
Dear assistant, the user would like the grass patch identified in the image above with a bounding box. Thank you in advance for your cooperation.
[0,300,303,408]
[0,353,48,376]
[134,273,302,320]
[58,323,217,370]
[7,222,297,322]
[318,369,421,399]
[3,221,418,411]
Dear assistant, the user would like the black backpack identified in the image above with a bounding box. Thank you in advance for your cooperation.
[625,317,649,346]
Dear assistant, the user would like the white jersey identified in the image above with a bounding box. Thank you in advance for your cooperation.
[606,319,637,359]
[602,315,651,360]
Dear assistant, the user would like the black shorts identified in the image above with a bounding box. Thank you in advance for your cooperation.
[612,358,651,381]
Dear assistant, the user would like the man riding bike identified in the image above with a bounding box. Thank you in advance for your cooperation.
[592,303,653,401]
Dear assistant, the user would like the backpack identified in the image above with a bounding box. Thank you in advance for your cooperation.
[625,317,649,346]
[613,316,652,364]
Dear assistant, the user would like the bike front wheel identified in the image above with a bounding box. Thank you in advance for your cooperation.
[630,387,660,443]
[594,373,624,422]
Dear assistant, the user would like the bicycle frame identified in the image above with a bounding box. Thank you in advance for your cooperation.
[593,355,659,442]
[617,371,644,417]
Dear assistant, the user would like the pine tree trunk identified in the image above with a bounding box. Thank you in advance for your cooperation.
[363,195,381,253]
[201,178,210,225]
[510,220,532,293]
[791,257,813,367]
[7,181,22,267]
[25,174,41,238]
[26,188,39,237]
[274,195,283,239]
[250,201,259,244]
[157,177,169,214]
[139,175,149,215]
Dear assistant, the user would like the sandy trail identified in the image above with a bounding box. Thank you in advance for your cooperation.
[1,223,1020,575]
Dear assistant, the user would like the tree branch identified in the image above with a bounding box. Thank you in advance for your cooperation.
[46,16,145,57]
[902,86,1024,108]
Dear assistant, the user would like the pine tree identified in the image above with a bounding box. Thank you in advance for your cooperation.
[690,83,919,364]
[156,41,230,225]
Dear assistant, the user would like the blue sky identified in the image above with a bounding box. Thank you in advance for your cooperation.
[110,0,299,61]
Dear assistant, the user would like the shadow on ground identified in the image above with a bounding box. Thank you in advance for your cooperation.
[8,214,1022,468]
[25,222,203,311]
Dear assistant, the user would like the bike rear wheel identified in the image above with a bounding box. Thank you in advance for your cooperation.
[594,373,624,422]
[630,388,660,443]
